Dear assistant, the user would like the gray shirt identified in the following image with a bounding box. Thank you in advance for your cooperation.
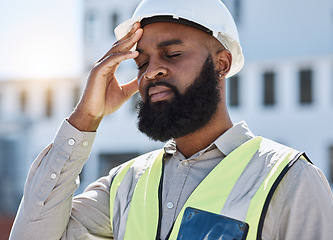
[10,120,333,239]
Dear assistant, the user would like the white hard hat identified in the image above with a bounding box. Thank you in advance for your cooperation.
[115,0,244,78]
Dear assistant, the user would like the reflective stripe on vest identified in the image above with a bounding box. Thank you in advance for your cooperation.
[110,137,306,240]
[110,150,163,240]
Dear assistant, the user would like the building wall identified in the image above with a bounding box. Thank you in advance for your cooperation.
[0,78,83,212]
[0,0,83,234]
[238,0,333,61]
[229,56,333,177]
[226,0,333,180]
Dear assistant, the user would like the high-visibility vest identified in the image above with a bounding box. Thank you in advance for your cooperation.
[110,136,308,240]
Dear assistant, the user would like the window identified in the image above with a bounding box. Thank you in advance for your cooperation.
[263,72,275,106]
[0,138,21,215]
[228,76,240,107]
[233,0,242,24]
[111,12,119,34]
[299,69,313,104]
[86,11,99,44]
[20,89,27,113]
[329,145,333,183]
[45,89,53,118]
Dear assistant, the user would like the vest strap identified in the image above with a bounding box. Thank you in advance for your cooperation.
[255,153,306,239]
[123,150,164,240]
[168,136,262,239]
[245,145,303,239]
[110,159,136,231]
[110,137,307,240]
[110,150,163,240]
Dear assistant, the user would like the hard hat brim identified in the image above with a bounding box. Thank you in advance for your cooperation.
[115,14,244,78]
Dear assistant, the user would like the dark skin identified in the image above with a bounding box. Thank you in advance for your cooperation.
[69,22,233,158]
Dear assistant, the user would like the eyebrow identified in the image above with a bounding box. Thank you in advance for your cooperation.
[137,39,184,54]
[157,39,184,48]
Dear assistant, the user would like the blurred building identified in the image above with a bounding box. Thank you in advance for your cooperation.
[0,0,84,237]
[0,1,332,234]
[224,0,333,181]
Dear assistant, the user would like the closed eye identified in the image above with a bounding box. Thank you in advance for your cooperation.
[165,53,181,59]
[137,61,148,70]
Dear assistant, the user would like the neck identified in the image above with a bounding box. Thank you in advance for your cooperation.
[174,108,233,159]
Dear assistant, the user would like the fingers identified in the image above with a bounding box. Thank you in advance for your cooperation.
[114,28,143,53]
[95,51,139,75]
[98,22,142,63]
[115,22,141,45]
[121,78,139,100]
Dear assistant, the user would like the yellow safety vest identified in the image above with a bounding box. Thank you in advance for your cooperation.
[110,136,308,240]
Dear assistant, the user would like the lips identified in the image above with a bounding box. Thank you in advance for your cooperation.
[148,85,173,102]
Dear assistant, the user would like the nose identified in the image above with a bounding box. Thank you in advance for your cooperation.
[143,60,167,81]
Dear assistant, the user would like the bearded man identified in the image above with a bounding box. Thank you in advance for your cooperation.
[10,0,333,239]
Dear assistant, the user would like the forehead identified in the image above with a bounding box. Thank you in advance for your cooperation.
[137,22,210,50]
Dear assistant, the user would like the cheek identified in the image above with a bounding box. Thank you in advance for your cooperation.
[177,54,206,76]
[174,67,199,92]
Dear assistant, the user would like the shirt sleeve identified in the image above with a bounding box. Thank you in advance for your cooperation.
[61,166,120,239]
[263,158,333,240]
[9,120,103,240]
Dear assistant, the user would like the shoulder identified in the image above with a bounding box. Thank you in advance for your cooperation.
[263,156,333,239]
[107,148,164,181]
[110,149,163,173]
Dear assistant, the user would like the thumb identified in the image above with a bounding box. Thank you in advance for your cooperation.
[121,78,139,101]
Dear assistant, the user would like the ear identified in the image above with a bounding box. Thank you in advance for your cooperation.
[215,50,232,78]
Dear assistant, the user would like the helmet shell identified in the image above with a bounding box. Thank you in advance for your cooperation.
[115,0,244,77]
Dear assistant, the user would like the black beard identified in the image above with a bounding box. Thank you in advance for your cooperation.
[137,54,221,142]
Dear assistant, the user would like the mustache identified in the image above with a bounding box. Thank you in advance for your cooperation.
[145,81,179,101]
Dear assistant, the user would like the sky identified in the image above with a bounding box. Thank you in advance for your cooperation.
[0,0,82,80]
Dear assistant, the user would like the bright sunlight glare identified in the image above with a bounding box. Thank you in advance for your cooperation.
[0,0,82,80]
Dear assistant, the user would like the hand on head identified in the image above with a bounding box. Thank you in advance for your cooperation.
[69,23,143,131]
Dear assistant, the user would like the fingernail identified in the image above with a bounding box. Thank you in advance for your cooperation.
[131,22,139,30]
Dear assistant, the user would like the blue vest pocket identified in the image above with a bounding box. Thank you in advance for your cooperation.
[177,207,249,240]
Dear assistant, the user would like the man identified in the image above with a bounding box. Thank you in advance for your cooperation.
[10,0,333,239]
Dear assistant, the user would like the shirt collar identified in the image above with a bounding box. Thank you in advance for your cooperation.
[164,121,255,159]
[214,121,255,156]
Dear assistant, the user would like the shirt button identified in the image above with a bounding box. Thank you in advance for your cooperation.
[50,173,57,180]
[82,140,89,147]
[182,161,189,166]
[68,138,75,146]
[167,202,174,209]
